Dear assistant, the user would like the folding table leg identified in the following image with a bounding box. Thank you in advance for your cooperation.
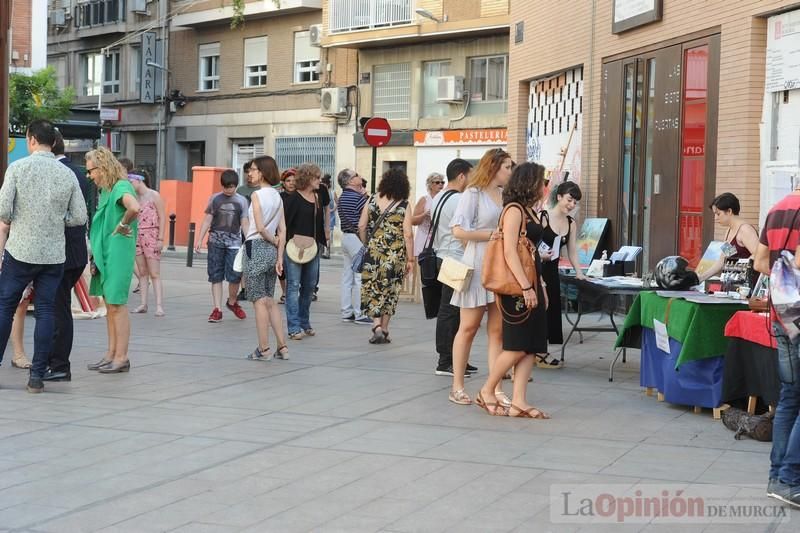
[608,348,627,382]
[561,297,584,362]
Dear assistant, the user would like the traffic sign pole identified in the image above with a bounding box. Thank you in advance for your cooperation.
[370,146,377,196]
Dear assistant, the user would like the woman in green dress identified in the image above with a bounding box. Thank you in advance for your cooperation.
[85,147,140,374]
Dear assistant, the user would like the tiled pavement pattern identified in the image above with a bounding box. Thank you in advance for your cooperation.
[0,255,793,532]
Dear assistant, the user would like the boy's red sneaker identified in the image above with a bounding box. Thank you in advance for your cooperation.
[226,301,247,320]
[208,308,223,323]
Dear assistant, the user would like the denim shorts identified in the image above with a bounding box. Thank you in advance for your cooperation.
[207,245,242,284]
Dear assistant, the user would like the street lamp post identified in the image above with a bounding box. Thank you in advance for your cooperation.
[146,60,170,188]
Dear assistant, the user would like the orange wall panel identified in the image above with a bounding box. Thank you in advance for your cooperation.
[159,180,193,246]
[190,167,226,246]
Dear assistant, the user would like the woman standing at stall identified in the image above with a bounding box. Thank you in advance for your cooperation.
[538,181,585,367]
[448,148,513,406]
[698,193,760,281]
[476,162,550,418]
[85,147,140,374]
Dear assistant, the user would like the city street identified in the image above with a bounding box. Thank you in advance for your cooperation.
[0,256,790,532]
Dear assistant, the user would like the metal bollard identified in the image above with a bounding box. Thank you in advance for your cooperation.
[167,213,176,251]
[186,222,195,267]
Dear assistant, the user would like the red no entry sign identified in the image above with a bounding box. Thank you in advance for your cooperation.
[363,117,392,147]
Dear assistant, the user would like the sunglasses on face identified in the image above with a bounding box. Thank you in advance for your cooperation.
[432,181,444,185]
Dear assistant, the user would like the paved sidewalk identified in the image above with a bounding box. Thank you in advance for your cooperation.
[0,257,792,532]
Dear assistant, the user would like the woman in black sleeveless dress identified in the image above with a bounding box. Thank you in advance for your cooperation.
[539,182,586,367]
[476,162,550,419]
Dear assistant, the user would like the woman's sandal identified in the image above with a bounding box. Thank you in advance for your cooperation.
[11,354,32,369]
[509,403,550,419]
[369,326,385,344]
[475,391,508,416]
[275,345,289,360]
[247,347,272,361]
[132,305,148,314]
[383,330,391,343]
[494,391,512,408]
[448,388,472,405]
[155,307,165,317]
[535,353,564,369]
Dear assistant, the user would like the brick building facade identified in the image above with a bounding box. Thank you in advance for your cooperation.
[508,0,800,270]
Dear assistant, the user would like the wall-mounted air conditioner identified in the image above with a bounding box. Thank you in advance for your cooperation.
[437,75,465,102]
[309,24,323,47]
[131,0,149,14]
[321,87,348,117]
[49,8,67,27]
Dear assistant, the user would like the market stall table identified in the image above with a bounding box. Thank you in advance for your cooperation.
[558,274,649,377]
[615,291,745,409]
[722,310,779,414]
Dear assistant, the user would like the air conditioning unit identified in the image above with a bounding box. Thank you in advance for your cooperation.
[437,75,465,102]
[321,87,348,117]
[131,0,149,14]
[110,132,122,153]
[309,24,323,47]
[49,8,67,27]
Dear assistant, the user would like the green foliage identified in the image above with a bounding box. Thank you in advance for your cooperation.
[9,67,75,134]
[231,0,280,29]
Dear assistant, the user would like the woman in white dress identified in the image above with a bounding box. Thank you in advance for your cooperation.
[411,172,445,257]
[448,148,513,406]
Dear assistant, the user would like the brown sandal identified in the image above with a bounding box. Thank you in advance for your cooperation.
[509,403,550,419]
[475,392,508,416]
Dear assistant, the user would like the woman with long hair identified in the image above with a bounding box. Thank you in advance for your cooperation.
[411,172,445,257]
[448,148,513,406]
[85,147,140,374]
[130,169,166,316]
[244,156,288,360]
[538,181,585,366]
[358,168,414,343]
[282,163,324,340]
[476,162,550,418]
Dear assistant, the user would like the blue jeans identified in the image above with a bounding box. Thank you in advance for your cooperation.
[770,321,800,486]
[284,251,319,334]
[0,252,64,379]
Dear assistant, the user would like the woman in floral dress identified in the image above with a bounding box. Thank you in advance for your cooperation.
[358,169,414,344]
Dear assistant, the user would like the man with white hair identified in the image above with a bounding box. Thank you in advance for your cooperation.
[337,169,371,325]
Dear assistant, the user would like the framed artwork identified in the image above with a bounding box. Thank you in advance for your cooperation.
[695,241,725,277]
[612,0,663,34]
[575,218,609,268]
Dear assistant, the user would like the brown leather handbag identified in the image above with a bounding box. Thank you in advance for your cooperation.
[481,203,537,297]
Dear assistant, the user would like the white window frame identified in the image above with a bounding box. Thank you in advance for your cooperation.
[103,49,121,95]
[232,139,265,184]
[373,63,411,120]
[243,36,268,88]
[198,42,220,92]
[294,31,320,84]
[81,52,102,97]
[468,54,508,103]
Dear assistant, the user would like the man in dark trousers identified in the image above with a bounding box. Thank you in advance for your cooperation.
[43,131,89,382]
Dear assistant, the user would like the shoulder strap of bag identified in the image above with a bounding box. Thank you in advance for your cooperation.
[497,202,530,238]
[367,199,400,242]
[424,190,458,249]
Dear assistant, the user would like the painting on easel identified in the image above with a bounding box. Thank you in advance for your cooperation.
[575,218,610,268]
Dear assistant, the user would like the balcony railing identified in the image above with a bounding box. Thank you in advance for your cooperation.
[329,0,413,34]
[75,0,126,29]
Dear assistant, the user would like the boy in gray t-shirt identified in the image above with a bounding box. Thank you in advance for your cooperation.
[196,170,249,322]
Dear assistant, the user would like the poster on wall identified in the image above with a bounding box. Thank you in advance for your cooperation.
[527,67,583,206]
[766,9,800,92]
[7,137,28,166]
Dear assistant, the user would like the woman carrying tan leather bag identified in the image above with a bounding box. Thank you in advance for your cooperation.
[475,162,550,419]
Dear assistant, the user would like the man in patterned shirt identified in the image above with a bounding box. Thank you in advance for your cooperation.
[0,119,88,393]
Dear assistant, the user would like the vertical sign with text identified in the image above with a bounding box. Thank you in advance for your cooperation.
[140,32,156,104]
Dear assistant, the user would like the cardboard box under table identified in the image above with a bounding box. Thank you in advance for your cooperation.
[615,292,743,409]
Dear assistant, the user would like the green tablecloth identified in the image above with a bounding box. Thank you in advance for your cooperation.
[614,291,743,368]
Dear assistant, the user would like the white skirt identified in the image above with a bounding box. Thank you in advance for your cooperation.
[450,240,494,308]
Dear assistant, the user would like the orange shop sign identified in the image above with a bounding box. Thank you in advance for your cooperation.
[413,129,508,146]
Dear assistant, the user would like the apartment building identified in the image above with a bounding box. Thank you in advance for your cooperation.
[47,0,169,178]
[321,0,510,198]
[509,0,800,271]
[166,0,357,181]
[10,0,48,73]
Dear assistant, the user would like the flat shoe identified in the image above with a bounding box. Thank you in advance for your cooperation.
[132,305,148,314]
[11,356,32,369]
[475,392,507,416]
[98,361,131,373]
[448,388,472,405]
[88,358,113,370]
[494,391,512,408]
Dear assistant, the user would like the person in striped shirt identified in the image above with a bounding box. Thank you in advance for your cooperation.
[337,169,372,325]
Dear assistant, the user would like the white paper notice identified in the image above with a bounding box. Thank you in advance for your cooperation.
[653,319,670,353]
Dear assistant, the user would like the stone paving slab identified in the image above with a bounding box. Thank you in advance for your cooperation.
[0,256,793,532]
